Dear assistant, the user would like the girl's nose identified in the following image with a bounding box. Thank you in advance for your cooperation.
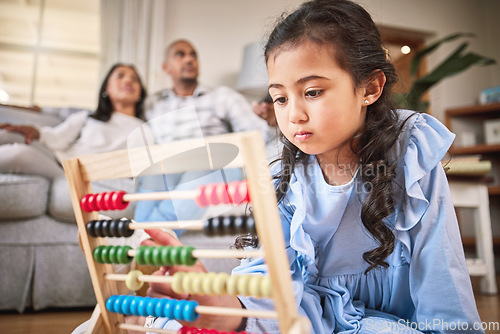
[289,100,308,123]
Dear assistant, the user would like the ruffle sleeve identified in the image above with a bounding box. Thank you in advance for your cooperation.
[392,110,455,255]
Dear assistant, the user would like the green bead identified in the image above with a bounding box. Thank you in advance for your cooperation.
[93,246,104,263]
[101,246,110,263]
[168,247,181,265]
[135,246,146,265]
[151,247,162,266]
[108,246,118,264]
[180,246,196,266]
[142,246,154,265]
[160,246,173,266]
[117,246,132,264]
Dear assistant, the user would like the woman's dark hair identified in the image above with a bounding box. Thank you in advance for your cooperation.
[91,63,147,122]
[237,0,406,272]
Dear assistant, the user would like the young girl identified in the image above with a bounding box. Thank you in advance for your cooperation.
[143,0,483,333]
[0,63,147,179]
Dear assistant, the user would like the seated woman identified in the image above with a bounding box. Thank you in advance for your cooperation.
[0,63,148,179]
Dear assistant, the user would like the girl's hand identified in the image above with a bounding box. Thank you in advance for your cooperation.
[0,123,40,144]
[143,229,244,331]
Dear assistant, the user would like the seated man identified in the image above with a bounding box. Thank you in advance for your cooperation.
[134,39,275,224]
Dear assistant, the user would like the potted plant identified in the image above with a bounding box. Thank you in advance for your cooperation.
[393,32,496,112]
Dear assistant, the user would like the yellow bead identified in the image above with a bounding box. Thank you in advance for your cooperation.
[191,273,204,294]
[172,272,186,294]
[261,275,273,298]
[183,272,198,293]
[125,270,144,291]
[202,272,218,295]
[213,272,230,295]
[227,274,240,296]
[248,275,263,298]
[237,274,251,296]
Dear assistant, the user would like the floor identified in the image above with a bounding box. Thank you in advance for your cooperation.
[0,276,499,334]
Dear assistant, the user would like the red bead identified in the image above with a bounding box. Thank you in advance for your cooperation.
[205,183,219,205]
[104,192,115,210]
[216,183,230,204]
[80,194,91,212]
[88,194,100,212]
[242,180,250,202]
[231,181,249,205]
[195,185,209,207]
[227,181,239,204]
[112,191,128,210]
[96,192,108,211]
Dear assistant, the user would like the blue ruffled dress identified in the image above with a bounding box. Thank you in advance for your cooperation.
[235,110,483,334]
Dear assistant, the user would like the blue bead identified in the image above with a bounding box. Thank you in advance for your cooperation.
[137,297,151,317]
[183,301,199,322]
[121,295,135,315]
[114,295,125,314]
[129,297,140,315]
[174,300,187,320]
[106,295,117,312]
[164,299,176,319]
[146,298,158,316]
[155,299,168,317]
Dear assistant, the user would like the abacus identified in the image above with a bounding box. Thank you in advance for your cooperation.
[63,131,311,334]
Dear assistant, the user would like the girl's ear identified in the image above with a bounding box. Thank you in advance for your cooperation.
[363,70,386,105]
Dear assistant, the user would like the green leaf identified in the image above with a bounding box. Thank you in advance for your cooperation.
[404,41,496,111]
[409,32,475,79]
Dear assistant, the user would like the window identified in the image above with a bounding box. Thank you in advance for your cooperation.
[0,0,100,109]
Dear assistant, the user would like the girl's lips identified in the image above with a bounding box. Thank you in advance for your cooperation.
[295,132,312,141]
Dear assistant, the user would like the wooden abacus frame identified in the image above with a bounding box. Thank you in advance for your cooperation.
[63,131,310,334]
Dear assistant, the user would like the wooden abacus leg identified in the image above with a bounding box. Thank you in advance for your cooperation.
[288,316,312,334]
[86,304,105,334]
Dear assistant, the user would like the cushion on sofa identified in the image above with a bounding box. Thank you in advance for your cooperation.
[0,174,49,219]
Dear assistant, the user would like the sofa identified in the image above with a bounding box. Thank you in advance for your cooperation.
[0,104,240,312]
[0,104,140,312]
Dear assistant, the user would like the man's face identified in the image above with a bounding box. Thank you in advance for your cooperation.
[163,41,199,83]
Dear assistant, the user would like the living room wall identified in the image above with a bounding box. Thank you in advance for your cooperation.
[151,0,500,122]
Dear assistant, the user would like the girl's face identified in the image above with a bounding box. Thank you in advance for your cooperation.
[106,66,142,108]
[268,40,367,166]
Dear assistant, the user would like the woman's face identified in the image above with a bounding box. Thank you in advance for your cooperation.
[105,66,142,108]
[267,40,367,166]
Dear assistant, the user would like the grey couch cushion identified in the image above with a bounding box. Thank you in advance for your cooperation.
[0,215,95,312]
[0,174,49,219]
[0,106,62,127]
[48,175,138,223]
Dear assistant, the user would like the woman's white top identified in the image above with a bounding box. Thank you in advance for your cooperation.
[39,110,146,162]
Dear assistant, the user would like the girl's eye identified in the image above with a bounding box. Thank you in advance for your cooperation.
[306,90,322,97]
[273,97,287,105]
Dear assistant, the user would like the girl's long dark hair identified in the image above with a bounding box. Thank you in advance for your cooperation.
[238,0,407,272]
[91,63,147,122]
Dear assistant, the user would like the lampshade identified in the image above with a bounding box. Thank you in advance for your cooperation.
[237,41,269,98]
